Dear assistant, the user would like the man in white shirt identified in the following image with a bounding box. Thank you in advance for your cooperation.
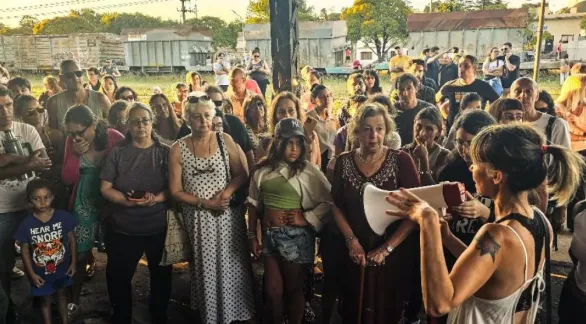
[0,86,51,321]
[213,53,231,92]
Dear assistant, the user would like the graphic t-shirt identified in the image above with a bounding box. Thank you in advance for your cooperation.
[14,210,77,296]
[0,122,45,213]
[436,79,499,131]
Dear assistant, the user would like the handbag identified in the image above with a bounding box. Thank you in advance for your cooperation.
[217,132,248,207]
[159,208,193,266]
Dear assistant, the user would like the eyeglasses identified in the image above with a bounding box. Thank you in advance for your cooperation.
[26,107,45,116]
[213,100,223,108]
[61,71,83,79]
[212,122,224,131]
[187,95,211,104]
[67,125,90,138]
[120,95,135,101]
[454,139,472,149]
[501,48,509,52]
[128,118,152,126]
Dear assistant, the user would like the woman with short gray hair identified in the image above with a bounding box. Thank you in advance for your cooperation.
[169,92,255,323]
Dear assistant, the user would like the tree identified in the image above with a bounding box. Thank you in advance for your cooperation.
[342,0,412,62]
[34,16,98,35]
[424,0,466,13]
[245,0,318,24]
[319,8,342,21]
[100,13,175,34]
[187,16,242,49]
[17,16,39,35]
[466,0,507,11]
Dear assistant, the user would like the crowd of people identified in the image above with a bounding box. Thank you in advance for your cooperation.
[0,40,585,324]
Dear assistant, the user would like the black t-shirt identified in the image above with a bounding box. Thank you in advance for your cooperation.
[497,54,521,89]
[394,100,435,144]
[426,60,440,86]
[437,79,499,131]
[83,80,101,92]
[224,114,253,153]
[438,63,458,88]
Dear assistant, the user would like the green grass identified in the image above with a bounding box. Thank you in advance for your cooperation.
[21,71,561,106]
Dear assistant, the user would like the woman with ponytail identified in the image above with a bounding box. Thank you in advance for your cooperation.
[387,123,584,323]
[100,103,171,323]
[62,104,124,313]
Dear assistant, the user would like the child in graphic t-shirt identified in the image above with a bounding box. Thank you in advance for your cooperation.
[14,179,77,324]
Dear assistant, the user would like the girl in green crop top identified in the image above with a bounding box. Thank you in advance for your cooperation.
[247,118,332,323]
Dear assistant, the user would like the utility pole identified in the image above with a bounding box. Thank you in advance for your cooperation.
[178,0,197,24]
[533,0,546,81]
[270,0,300,93]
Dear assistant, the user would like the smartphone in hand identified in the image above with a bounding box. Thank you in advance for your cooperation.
[128,190,147,201]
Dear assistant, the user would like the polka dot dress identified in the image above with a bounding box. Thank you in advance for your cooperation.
[178,134,255,324]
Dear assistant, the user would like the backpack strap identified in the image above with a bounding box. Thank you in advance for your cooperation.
[546,115,557,144]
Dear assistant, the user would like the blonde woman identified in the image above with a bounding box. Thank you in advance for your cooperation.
[555,74,586,151]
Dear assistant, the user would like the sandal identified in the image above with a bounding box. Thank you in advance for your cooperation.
[85,262,96,279]
[67,303,79,317]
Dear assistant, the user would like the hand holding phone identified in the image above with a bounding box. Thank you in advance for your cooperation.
[127,190,147,201]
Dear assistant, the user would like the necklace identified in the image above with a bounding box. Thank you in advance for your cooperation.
[191,132,215,176]
[356,148,385,165]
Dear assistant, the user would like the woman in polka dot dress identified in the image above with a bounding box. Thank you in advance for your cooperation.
[169,91,255,324]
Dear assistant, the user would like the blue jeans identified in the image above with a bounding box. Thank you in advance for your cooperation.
[262,226,316,264]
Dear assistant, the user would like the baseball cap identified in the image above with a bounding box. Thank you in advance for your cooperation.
[275,118,306,139]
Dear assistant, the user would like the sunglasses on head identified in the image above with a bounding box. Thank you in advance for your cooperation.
[26,107,45,116]
[61,71,83,79]
[187,95,211,104]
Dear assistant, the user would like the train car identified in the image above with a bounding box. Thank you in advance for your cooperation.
[406,9,528,61]
[0,33,124,72]
[121,27,213,73]
[243,21,349,72]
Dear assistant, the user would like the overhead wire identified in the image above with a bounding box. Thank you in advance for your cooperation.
[0,0,174,20]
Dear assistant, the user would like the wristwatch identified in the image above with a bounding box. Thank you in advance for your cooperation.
[385,244,394,254]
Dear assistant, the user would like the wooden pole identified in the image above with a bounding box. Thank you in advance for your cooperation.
[532,0,547,81]
[270,0,300,94]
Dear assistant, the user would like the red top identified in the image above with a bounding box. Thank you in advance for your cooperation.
[245,79,262,95]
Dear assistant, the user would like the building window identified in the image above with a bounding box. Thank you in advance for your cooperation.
[561,35,575,44]
[360,51,373,60]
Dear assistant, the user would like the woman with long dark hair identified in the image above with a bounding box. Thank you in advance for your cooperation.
[243,94,269,156]
[107,100,130,134]
[149,93,191,145]
[101,75,118,103]
[387,123,583,323]
[100,103,171,323]
[248,118,332,323]
[114,86,138,103]
[61,104,124,314]
[363,70,383,96]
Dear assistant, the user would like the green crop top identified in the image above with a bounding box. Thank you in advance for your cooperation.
[261,175,302,210]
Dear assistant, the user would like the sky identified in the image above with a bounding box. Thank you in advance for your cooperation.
[1,0,567,27]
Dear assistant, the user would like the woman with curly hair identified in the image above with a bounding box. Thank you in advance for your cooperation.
[243,94,269,156]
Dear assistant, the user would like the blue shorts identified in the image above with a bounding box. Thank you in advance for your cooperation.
[262,226,316,264]
[31,275,72,297]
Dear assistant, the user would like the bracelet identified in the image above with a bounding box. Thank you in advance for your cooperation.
[419,169,433,176]
[345,236,356,246]
[196,198,203,209]
[246,231,257,239]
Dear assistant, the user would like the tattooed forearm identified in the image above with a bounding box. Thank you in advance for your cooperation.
[475,231,501,263]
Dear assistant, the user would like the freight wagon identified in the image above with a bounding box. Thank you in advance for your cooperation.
[120,27,213,73]
[406,9,528,61]
[242,21,350,72]
[0,33,124,72]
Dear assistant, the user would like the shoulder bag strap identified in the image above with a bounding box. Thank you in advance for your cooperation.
[534,208,552,324]
[216,132,230,180]
[546,116,556,144]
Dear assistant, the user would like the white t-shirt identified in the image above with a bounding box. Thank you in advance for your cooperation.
[214,61,231,86]
[531,113,571,148]
[0,122,45,213]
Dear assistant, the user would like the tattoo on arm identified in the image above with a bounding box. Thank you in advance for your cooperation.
[475,231,501,263]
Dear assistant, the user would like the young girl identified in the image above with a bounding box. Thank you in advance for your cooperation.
[247,118,332,324]
[402,107,450,185]
[15,179,77,324]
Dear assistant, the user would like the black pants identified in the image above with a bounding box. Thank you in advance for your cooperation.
[558,269,586,323]
[256,79,270,98]
[106,231,172,324]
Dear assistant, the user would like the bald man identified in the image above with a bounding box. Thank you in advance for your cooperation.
[47,60,110,130]
[509,77,570,148]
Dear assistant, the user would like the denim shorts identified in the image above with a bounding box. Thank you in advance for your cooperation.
[262,226,316,264]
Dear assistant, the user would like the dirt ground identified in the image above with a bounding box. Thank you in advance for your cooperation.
[10,232,574,324]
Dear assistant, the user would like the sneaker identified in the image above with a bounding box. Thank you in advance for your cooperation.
[11,267,25,280]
